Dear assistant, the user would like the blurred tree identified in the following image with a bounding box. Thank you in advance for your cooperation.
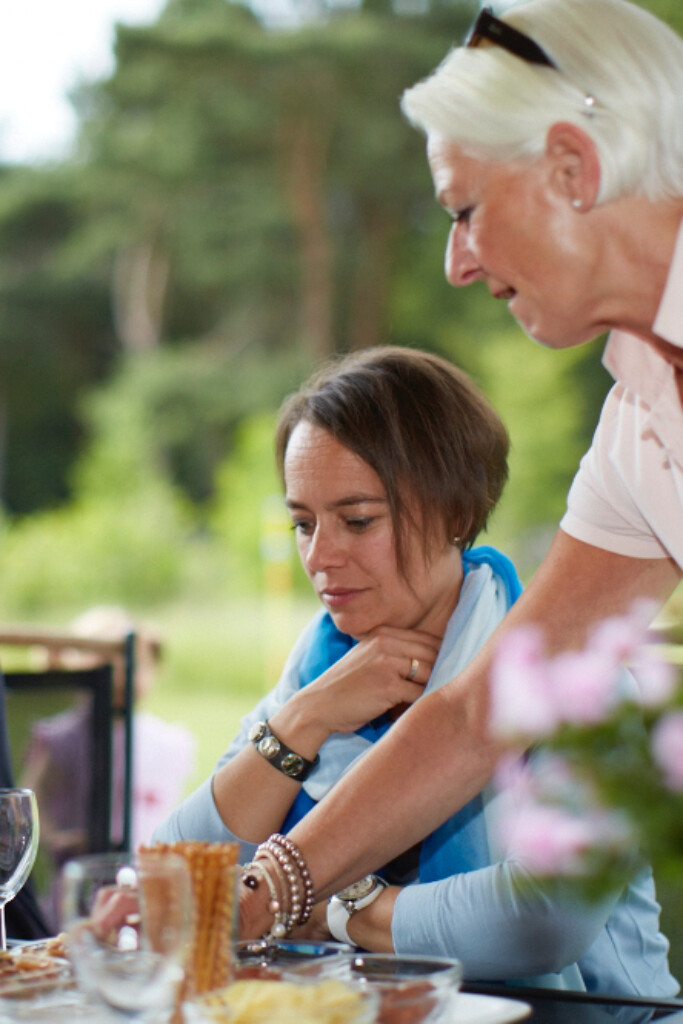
[0,167,116,513]
[0,0,671,546]
[68,0,476,361]
[16,0,475,505]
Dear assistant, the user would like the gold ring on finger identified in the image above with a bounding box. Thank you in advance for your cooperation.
[408,657,419,681]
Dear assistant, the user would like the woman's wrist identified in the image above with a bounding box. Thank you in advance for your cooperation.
[239,833,317,941]
[344,886,399,953]
[269,692,330,761]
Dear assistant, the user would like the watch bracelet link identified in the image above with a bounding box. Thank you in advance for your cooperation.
[248,720,320,782]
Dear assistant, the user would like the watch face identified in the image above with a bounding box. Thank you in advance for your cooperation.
[336,876,377,902]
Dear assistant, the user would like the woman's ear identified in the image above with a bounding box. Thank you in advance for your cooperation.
[545,122,601,212]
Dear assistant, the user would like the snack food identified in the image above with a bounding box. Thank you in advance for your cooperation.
[0,948,72,1000]
[144,840,240,998]
[188,978,371,1024]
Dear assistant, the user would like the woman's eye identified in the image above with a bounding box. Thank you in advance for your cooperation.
[291,519,314,536]
[450,206,473,226]
[345,517,374,532]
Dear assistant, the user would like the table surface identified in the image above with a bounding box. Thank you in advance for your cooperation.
[5,940,683,1024]
[464,982,683,1024]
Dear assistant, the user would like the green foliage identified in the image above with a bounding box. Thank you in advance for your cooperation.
[0,167,116,513]
[73,344,308,504]
[0,492,186,616]
[541,692,683,902]
[477,329,609,572]
[0,359,192,616]
[210,412,294,591]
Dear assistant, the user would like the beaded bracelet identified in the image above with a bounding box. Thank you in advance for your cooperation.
[244,833,316,941]
[241,860,289,941]
[268,833,315,926]
[260,841,302,929]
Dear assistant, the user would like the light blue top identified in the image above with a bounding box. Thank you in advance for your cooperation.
[154,558,677,996]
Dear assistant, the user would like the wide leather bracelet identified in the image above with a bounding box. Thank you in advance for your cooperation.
[248,720,320,782]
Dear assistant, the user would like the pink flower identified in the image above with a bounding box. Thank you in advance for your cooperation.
[630,648,677,707]
[489,626,559,739]
[498,802,598,876]
[588,600,657,662]
[494,752,538,800]
[548,649,620,724]
[652,711,683,791]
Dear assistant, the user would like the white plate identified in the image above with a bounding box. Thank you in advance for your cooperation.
[452,992,532,1024]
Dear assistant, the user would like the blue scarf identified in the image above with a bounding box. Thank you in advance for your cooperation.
[282,545,522,884]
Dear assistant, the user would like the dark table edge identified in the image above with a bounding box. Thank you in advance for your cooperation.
[464,982,683,1012]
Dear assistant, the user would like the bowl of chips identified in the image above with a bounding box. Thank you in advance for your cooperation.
[183,977,378,1024]
[285,953,462,1024]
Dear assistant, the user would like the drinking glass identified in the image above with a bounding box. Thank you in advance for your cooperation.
[0,787,39,951]
[60,851,193,1021]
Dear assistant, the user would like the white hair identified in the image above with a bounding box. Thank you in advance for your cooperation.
[401,0,683,203]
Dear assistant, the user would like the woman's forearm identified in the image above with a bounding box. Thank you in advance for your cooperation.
[345,887,399,953]
[392,864,617,978]
[290,680,497,899]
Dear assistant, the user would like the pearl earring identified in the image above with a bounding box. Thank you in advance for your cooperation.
[572,198,582,209]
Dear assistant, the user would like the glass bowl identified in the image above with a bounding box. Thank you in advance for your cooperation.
[285,953,462,1024]
[234,939,352,980]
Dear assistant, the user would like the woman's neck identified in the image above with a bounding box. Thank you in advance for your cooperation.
[592,198,683,343]
[414,555,464,641]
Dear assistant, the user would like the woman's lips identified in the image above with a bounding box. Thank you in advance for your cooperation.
[320,588,364,608]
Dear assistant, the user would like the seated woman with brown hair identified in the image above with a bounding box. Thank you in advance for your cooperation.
[155,346,675,994]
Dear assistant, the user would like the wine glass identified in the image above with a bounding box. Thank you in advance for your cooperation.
[0,787,39,951]
[60,851,192,1021]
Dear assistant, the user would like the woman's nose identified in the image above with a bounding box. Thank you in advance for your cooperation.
[304,526,345,572]
[444,223,482,287]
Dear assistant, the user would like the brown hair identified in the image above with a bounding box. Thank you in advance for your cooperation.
[275,346,509,573]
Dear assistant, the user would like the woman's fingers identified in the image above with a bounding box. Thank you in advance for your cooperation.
[274,625,444,740]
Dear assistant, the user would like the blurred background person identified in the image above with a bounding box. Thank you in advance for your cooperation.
[21,605,196,930]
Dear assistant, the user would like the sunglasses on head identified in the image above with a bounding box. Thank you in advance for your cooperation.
[465,6,598,115]
[466,6,557,69]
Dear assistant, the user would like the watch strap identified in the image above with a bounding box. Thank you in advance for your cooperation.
[326,876,388,945]
[326,895,354,944]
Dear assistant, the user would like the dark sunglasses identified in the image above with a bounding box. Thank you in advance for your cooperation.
[466,6,557,69]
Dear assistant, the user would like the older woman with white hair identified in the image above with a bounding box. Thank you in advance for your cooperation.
[239,0,683,983]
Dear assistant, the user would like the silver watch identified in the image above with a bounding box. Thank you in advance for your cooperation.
[326,875,388,945]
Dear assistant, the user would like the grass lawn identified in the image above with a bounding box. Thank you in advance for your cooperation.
[137,593,319,794]
[139,688,257,795]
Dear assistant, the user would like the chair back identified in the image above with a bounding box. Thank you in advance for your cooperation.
[3,665,118,854]
[0,627,136,932]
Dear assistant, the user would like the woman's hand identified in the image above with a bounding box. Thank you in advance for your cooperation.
[213,626,441,845]
[291,900,331,942]
[238,875,277,941]
[270,626,441,756]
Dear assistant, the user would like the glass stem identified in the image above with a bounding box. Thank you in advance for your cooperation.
[0,902,6,952]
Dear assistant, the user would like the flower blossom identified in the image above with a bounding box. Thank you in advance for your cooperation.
[652,711,683,791]
[588,599,657,662]
[547,648,620,724]
[489,625,620,739]
[630,647,677,707]
[489,625,559,740]
[499,802,602,876]
[489,600,671,739]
